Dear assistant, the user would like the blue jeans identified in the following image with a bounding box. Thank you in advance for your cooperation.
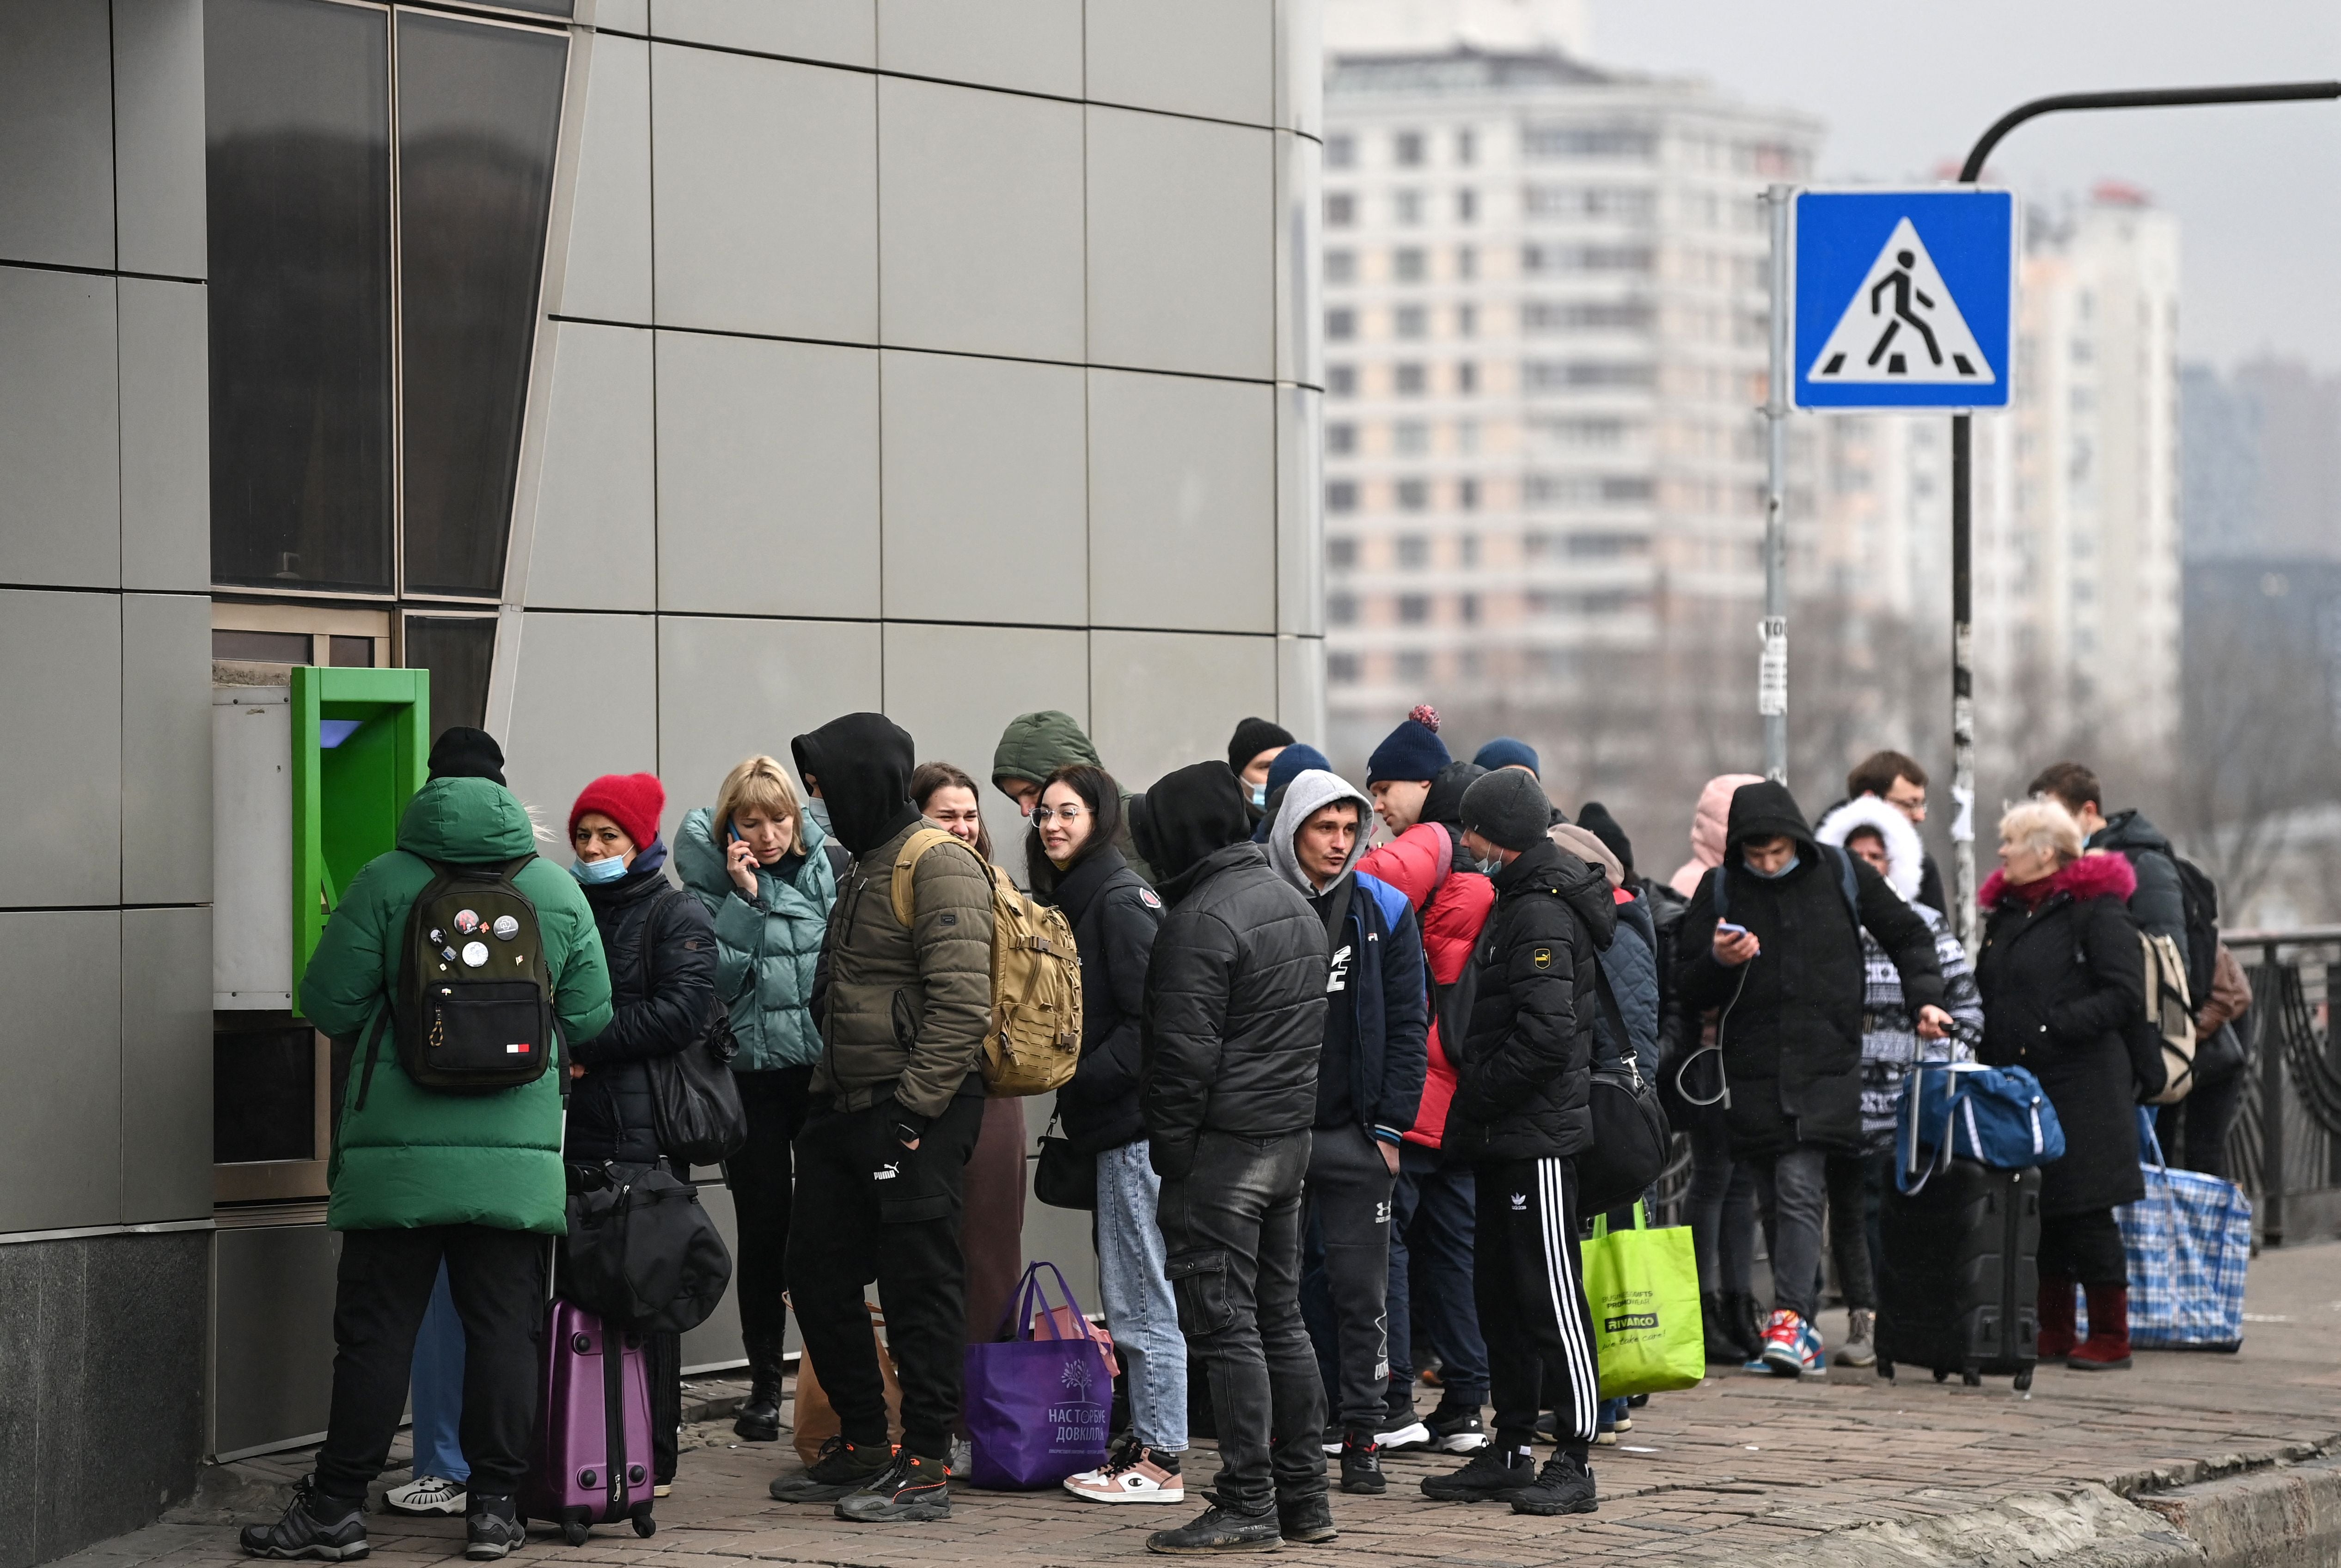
[410,1262,469,1483]
[1094,1139,1188,1452]
[1388,1144,1487,1408]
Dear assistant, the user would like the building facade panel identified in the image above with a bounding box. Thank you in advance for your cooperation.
[875,0,1084,109]
[1089,628,1282,790]
[1088,368,1278,633]
[648,0,875,67]
[0,910,125,1234]
[117,277,212,593]
[525,321,658,611]
[0,268,120,588]
[0,0,116,270]
[0,590,125,909]
[110,0,208,280]
[1084,0,1276,126]
[557,31,652,325]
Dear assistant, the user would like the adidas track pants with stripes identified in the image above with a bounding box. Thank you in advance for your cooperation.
[1473,1154,1599,1452]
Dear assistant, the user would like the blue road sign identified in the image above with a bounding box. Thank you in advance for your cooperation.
[1791,188,2016,410]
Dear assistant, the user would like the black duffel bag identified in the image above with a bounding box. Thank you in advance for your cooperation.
[1576,979,1672,1214]
[563,1162,732,1334]
[650,1011,749,1168]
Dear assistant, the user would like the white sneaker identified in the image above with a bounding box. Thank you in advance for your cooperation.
[1377,1419,1433,1452]
[1062,1441,1186,1505]
[385,1476,467,1516]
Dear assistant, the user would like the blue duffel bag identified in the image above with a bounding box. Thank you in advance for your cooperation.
[1896,1060,2066,1192]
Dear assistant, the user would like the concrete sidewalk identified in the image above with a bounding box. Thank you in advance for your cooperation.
[64,1241,2341,1568]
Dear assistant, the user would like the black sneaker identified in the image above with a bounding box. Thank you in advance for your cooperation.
[1316,1421,1346,1456]
[464,1495,523,1562]
[769,1435,893,1502]
[1420,1446,1535,1504]
[1511,1452,1597,1517]
[1277,1492,1338,1544]
[1144,1494,1283,1554]
[1338,1430,1385,1496]
[834,1450,951,1523]
[1427,1403,1489,1453]
[239,1477,369,1560]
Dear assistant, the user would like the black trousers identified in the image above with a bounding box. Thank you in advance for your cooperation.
[1157,1129,1326,1515]
[786,1092,985,1461]
[2157,1068,2245,1181]
[724,1066,814,1352]
[316,1225,549,1500]
[1299,1124,1399,1430]
[2040,1207,2127,1287]
[1474,1155,1598,1453]
[1824,1152,1882,1312]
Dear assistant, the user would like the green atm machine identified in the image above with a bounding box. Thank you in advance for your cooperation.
[289,666,431,1005]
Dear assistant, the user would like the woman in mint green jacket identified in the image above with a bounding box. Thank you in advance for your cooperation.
[674,755,840,1441]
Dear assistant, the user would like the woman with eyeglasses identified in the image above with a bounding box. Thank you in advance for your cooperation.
[1025,765,1189,1506]
[911,762,1029,1362]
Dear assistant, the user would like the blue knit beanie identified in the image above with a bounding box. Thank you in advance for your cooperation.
[1265,743,1329,799]
[1473,737,1540,775]
[1367,704,1451,785]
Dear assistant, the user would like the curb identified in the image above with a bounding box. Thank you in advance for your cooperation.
[2135,1452,2341,1568]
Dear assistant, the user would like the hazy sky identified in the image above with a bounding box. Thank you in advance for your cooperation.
[1589,0,2341,373]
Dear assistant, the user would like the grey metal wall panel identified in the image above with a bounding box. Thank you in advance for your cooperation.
[210,1224,342,1460]
[121,908,214,1223]
[110,0,207,280]
[0,911,123,1232]
[117,279,212,593]
[0,267,120,589]
[122,593,214,905]
[0,0,116,270]
[0,591,123,909]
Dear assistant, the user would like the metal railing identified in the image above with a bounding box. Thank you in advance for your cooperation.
[2224,927,2341,1246]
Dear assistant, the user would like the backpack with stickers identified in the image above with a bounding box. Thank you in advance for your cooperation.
[356,855,559,1107]
[889,828,1083,1097]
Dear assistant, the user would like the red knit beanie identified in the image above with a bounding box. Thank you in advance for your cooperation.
[570,772,665,851]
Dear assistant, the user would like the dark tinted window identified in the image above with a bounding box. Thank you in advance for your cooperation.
[329,635,376,667]
[405,616,497,739]
[206,0,392,592]
[396,14,568,598]
[213,629,312,664]
[214,1022,317,1165]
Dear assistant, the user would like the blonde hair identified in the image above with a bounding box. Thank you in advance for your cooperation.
[1999,797,2084,865]
[715,755,804,845]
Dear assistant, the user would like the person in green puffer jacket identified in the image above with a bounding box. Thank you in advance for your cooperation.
[672,755,841,1443]
[990,708,1156,885]
[244,728,611,1565]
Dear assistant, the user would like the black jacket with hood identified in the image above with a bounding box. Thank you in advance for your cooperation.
[566,839,719,1167]
[1050,844,1161,1154]
[1675,781,1946,1158]
[1136,762,1329,1178]
[1445,836,1619,1162]
[2087,808,2192,982]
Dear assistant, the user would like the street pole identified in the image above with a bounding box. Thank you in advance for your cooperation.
[1944,79,2341,952]
[1760,183,1792,783]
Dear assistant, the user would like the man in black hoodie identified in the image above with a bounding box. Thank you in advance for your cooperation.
[1134,763,1334,1553]
[769,714,995,1524]
[1675,781,1949,1378]
[1421,769,1615,1519]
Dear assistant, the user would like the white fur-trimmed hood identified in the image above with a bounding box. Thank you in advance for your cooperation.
[1815,795,1925,903]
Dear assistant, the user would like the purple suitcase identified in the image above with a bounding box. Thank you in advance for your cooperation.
[522,1300,657,1544]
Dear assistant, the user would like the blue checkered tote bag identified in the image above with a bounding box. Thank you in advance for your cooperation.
[2113,1112,2252,1351]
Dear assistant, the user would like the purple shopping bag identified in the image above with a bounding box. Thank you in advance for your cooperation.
[962,1262,1112,1490]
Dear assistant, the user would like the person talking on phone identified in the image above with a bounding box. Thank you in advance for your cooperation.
[1675,781,1950,1379]
[677,756,841,1447]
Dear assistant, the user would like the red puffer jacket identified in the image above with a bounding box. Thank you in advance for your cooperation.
[1357,822,1496,1147]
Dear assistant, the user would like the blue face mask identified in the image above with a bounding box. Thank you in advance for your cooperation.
[572,855,629,885]
[804,797,832,833]
[1250,783,1269,810]
[1748,852,1800,880]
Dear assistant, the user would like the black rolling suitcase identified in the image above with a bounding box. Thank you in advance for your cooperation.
[1875,1158,2042,1391]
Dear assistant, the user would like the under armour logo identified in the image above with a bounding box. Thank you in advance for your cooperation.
[1374,1201,1391,1226]
[1510,1192,1528,1211]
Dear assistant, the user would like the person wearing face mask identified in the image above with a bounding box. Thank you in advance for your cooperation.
[1227,716,1295,824]
[1248,742,1331,845]
[1267,770,1428,1496]
[911,762,1028,1361]
[769,715,994,1524]
[562,773,717,1495]
[1024,765,1189,1507]
[1675,781,1950,1379]
[676,756,838,1445]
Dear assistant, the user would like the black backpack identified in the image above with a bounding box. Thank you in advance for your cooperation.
[2170,855,2221,1007]
[356,855,559,1107]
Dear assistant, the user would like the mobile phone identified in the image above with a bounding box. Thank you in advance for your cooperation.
[1716,921,1748,937]
[728,823,743,844]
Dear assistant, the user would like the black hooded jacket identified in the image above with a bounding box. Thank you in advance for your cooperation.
[1444,836,1618,1161]
[1137,763,1329,1177]
[1421,760,1486,830]
[789,713,924,859]
[566,841,718,1166]
[1675,780,1946,1158]
[1050,844,1162,1154]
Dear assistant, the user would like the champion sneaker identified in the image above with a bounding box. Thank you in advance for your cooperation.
[1145,1495,1282,1555]
[1510,1452,1597,1518]
[463,1495,523,1562]
[1339,1429,1386,1495]
[834,1449,951,1523]
[1427,1403,1489,1453]
[1420,1445,1537,1504]
[1834,1307,1876,1368]
[768,1434,894,1503]
[1064,1437,1186,1505]
[1760,1308,1812,1378]
[384,1476,466,1517]
[239,1477,370,1561]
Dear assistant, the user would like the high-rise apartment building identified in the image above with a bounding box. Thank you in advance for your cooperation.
[1318,44,1820,760]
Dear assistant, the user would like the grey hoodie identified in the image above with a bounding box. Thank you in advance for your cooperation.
[1266,769,1374,895]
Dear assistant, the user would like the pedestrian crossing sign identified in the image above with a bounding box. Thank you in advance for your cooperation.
[1791,188,2016,410]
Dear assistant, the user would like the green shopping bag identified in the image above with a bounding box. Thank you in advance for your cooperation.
[1580,1202,1705,1398]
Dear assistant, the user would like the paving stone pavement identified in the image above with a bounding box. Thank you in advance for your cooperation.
[64,1240,2341,1568]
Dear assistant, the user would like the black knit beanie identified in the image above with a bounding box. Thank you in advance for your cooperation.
[428,726,507,786]
[1227,716,1296,775]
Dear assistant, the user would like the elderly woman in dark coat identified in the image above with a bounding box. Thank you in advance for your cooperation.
[1974,798,2164,1373]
